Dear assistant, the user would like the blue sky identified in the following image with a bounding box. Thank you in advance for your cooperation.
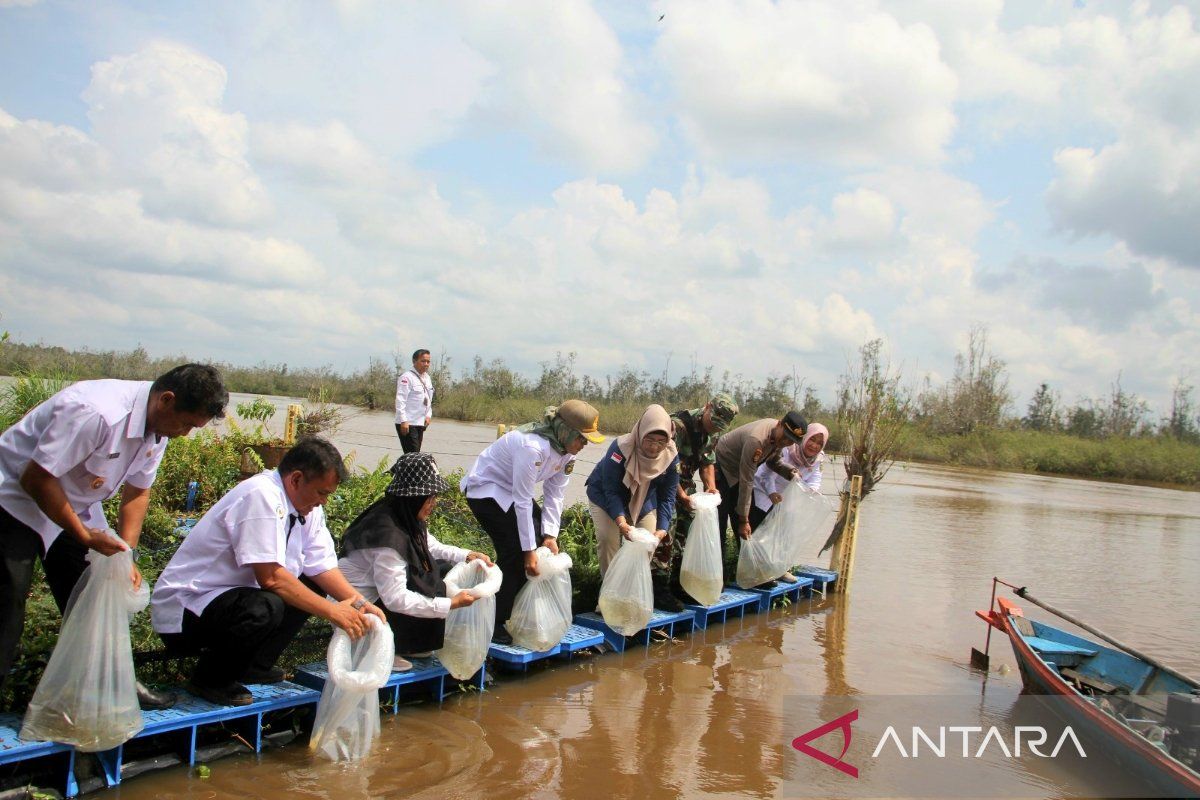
[2,0,1198,416]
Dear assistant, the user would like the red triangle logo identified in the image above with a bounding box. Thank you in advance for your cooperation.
[791,709,859,778]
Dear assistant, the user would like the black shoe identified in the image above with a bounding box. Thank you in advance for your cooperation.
[186,680,253,707]
[240,665,285,684]
[491,629,513,646]
[136,680,177,710]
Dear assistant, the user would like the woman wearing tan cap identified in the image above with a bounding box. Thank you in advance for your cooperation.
[460,400,604,645]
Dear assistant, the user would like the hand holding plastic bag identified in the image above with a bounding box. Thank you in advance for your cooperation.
[310,614,394,762]
[598,527,658,635]
[21,544,148,751]
[736,482,834,587]
[506,547,573,652]
[436,560,503,679]
[679,492,723,605]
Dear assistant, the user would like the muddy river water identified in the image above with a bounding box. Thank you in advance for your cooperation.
[112,397,1199,799]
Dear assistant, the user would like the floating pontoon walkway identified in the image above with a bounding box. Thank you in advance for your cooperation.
[3,566,835,796]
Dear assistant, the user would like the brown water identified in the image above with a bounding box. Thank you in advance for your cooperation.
[115,399,1200,799]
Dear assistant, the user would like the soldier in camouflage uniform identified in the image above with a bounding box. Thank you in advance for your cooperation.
[651,393,739,608]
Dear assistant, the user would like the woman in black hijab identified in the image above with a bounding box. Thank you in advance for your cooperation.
[337,453,494,670]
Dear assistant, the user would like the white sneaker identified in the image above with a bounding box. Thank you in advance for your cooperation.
[392,656,413,672]
[779,572,799,584]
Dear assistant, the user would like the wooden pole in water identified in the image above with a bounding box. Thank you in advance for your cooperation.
[284,404,302,444]
[831,475,863,594]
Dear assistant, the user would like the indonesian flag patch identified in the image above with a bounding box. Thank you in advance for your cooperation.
[610,452,624,464]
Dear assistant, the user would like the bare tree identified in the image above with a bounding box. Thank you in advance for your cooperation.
[822,339,911,553]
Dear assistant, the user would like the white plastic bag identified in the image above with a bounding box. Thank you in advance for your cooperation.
[21,545,149,751]
[679,492,723,606]
[310,614,394,762]
[506,547,573,652]
[784,487,836,565]
[598,528,658,635]
[736,482,833,587]
[436,560,503,680]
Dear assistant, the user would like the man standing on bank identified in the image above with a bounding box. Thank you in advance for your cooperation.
[713,411,808,563]
[152,437,384,706]
[0,364,229,710]
[461,400,604,645]
[395,349,434,453]
[657,393,739,605]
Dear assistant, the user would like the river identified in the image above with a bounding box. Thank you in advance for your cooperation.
[111,395,1199,799]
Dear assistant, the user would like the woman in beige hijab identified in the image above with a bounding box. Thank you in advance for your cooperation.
[585,404,681,598]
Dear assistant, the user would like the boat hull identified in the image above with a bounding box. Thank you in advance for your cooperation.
[1002,614,1200,799]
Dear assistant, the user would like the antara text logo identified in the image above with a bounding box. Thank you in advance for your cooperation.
[792,709,1087,778]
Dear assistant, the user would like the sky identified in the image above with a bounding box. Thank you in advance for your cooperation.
[1,0,1198,416]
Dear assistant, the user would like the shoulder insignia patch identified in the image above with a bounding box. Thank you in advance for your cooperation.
[565,460,575,474]
[611,452,624,464]
[752,447,763,464]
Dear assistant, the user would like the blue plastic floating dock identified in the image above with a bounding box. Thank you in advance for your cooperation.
[684,588,761,629]
[794,565,838,596]
[558,623,604,657]
[293,654,485,709]
[745,575,815,612]
[0,713,76,798]
[573,608,697,653]
[488,640,561,671]
[0,682,321,797]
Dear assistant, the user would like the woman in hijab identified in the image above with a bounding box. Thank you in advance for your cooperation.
[461,399,604,645]
[339,453,494,671]
[750,422,828,583]
[585,404,681,609]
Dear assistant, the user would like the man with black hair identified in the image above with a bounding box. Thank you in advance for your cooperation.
[0,363,229,708]
[395,349,434,453]
[152,437,384,707]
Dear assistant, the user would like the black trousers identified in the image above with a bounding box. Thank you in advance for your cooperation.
[0,504,93,685]
[395,424,426,453]
[158,578,316,688]
[465,496,544,628]
[715,469,744,558]
[748,504,769,532]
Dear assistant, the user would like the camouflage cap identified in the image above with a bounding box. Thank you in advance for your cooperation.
[708,393,739,429]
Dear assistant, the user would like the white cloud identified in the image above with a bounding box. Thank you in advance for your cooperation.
[450,0,657,173]
[82,41,271,228]
[655,0,958,165]
[251,120,384,187]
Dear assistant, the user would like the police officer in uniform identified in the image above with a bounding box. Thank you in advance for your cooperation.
[395,349,434,453]
[655,393,738,606]
[0,364,229,708]
[713,411,808,575]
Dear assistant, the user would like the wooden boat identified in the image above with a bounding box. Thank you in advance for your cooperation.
[976,592,1200,798]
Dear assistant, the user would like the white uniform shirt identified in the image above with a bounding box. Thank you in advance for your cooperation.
[337,534,469,618]
[752,451,823,512]
[394,369,434,425]
[461,430,574,550]
[150,470,338,634]
[0,380,168,552]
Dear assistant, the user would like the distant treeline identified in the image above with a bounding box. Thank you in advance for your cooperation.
[2,333,1197,487]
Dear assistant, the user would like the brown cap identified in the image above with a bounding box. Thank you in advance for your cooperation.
[558,399,605,444]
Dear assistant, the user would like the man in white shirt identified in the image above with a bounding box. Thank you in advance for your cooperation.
[0,364,229,709]
[461,400,604,644]
[395,349,434,453]
[152,437,384,706]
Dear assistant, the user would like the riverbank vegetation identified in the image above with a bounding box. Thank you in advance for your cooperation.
[3,335,1197,488]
